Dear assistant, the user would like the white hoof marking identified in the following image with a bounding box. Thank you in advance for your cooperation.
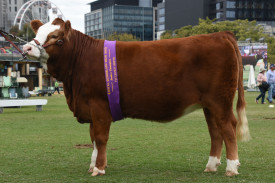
[226,159,240,176]
[91,167,105,176]
[205,156,221,172]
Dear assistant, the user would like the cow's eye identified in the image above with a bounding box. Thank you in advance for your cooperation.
[51,35,58,39]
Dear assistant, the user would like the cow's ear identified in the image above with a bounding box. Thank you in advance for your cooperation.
[52,18,64,25]
[62,20,72,40]
[31,20,43,34]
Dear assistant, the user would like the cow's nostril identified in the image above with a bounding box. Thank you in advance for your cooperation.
[23,45,32,53]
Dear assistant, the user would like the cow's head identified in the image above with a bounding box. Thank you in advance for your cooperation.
[23,18,72,69]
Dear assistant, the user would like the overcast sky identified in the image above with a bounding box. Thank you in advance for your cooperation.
[49,0,96,33]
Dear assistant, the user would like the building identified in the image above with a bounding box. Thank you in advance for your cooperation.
[85,0,162,41]
[212,0,275,22]
[211,0,275,36]
[0,0,54,32]
[0,0,28,32]
[156,0,275,38]
[156,1,165,38]
[165,0,210,30]
[155,0,210,39]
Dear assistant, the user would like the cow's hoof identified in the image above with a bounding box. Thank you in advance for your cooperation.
[204,157,221,172]
[91,167,105,176]
[226,159,240,176]
[204,167,217,172]
[89,165,107,173]
[226,171,239,176]
[204,162,221,172]
[88,167,94,173]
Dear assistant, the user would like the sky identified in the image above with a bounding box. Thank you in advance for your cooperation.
[49,0,96,33]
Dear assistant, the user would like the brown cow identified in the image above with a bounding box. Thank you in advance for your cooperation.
[23,18,250,177]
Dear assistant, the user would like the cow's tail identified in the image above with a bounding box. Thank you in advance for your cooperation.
[227,32,251,142]
[236,78,251,142]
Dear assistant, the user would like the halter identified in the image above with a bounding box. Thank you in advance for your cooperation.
[0,30,63,61]
[33,38,64,48]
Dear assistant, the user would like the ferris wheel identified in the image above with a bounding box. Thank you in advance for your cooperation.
[14,0,65,30]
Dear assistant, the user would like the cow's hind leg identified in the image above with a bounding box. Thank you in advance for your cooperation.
[214,108,240,176]
[203,108,223,172]
[222,112,240,176]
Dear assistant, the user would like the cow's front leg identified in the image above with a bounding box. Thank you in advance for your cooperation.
[89,141,98,172]
[91,121,111,176]
[89,100,112,176]
[88,123,97,173]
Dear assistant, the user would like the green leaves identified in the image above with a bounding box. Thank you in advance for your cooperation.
[107,32,140,42]
[9,23,35,42]
[161,19,265,42]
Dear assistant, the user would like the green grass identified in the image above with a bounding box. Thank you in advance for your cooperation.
[0,92,275,183]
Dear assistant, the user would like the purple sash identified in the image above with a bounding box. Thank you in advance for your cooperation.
[103,40,123,121]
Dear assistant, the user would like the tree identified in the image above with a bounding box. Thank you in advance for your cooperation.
[8,23,35,43]
[107,32,140,41]
[174,25,193,38]
[267,38,275,64]
[9,25,20,36]
[160,30,173,39]
[7,25,20,42]
[18,23,35,42]
[161,18,266,41]
[189,18,219,36]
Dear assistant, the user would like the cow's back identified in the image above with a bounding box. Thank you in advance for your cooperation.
[116,32,239,121]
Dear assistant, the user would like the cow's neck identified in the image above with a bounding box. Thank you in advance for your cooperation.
[47,29,100,82]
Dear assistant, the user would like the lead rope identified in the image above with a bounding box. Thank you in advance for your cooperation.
[0,30,43,61]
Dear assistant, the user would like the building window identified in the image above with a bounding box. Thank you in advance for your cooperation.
[216,2,223,10]
[9,0,11,4]
[239,1,248,9]
[255,11,264,19]
[159,24,165,31]
[85,10,103,37]
[244,10,249,18]
[159,16,164,23]
[238,11,243,18]
[15,6,17,12]
[227,1,235,9]
[216,12,223,19]
[9,7,11,12]
[159,8,164,15]
[268,11,274,19]
[15,0,17,4]
[226,11,235,18]
[216,3,220,10]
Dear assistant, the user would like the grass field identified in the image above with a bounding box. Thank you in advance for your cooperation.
[0,92,275,183]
